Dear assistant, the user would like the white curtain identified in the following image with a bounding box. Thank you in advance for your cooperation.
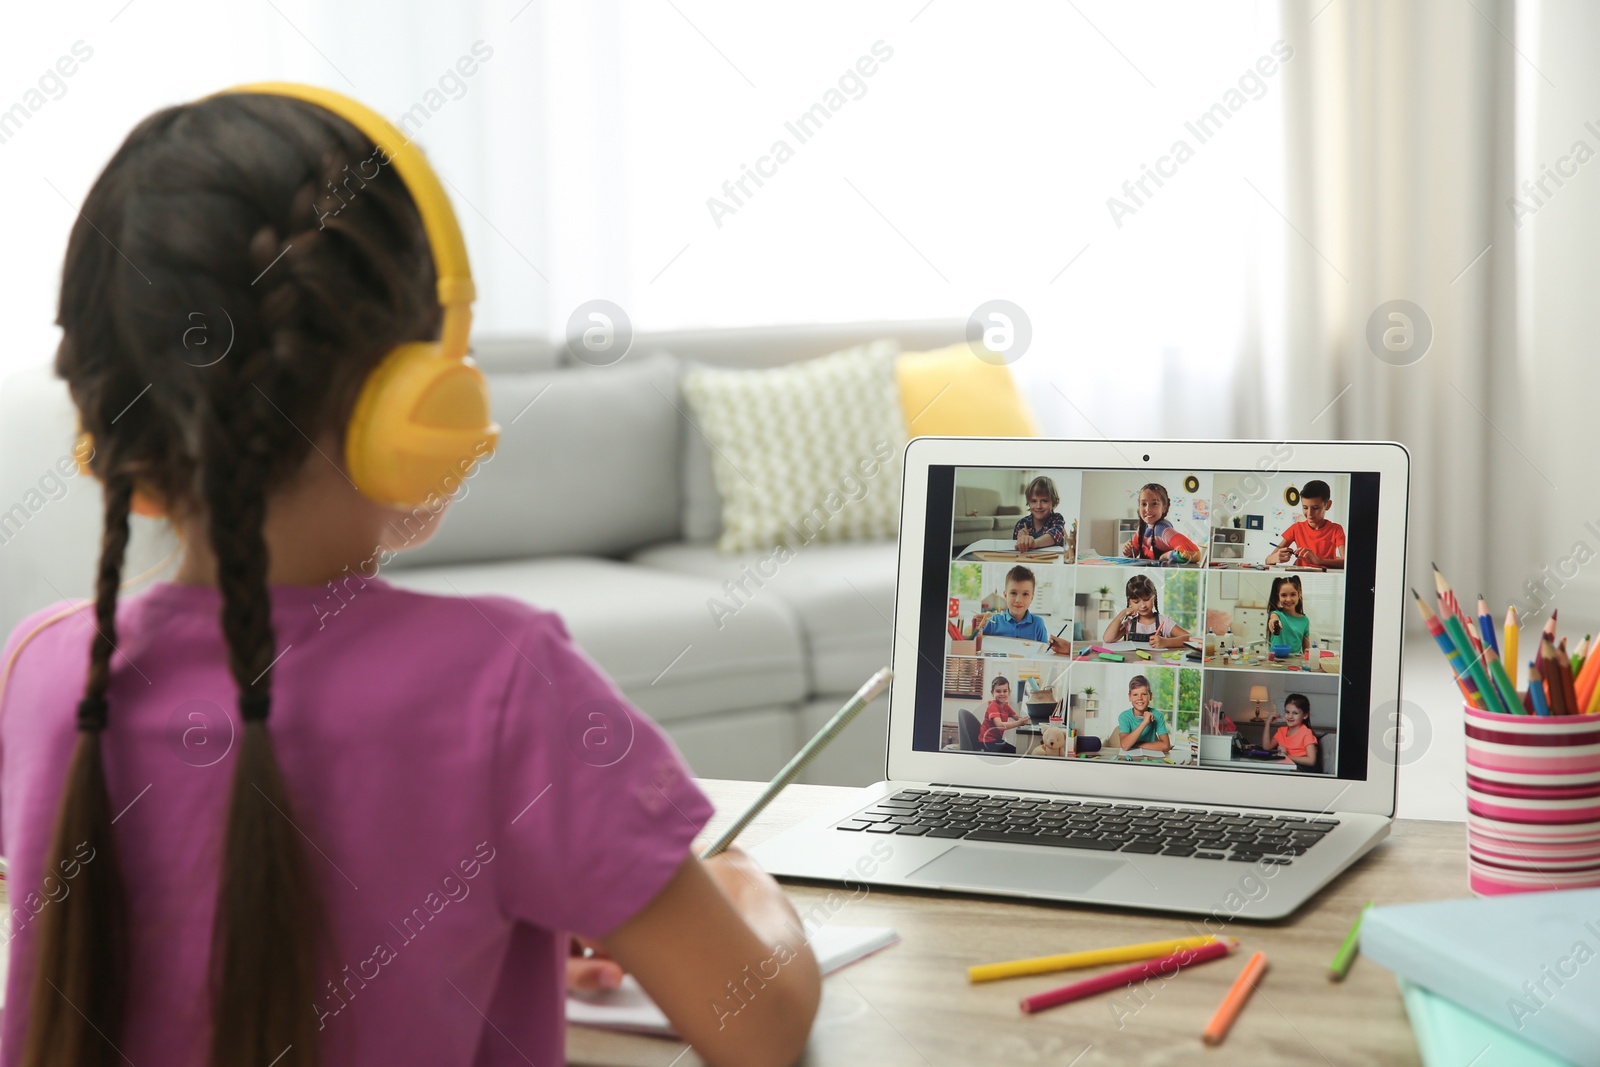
[1266,0,1535,613]
[0,0,546,377]
[541,0,1285,435]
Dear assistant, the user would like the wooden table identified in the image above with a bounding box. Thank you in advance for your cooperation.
[568,780,1466,1067]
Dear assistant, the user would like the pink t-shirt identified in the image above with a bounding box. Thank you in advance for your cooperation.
[0,578,712,1065]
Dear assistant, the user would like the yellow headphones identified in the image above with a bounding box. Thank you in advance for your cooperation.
[76,82,498,512]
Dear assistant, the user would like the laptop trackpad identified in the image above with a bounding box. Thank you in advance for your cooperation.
[904,846,1123,894]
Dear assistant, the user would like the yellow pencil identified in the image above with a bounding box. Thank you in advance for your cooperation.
[968,935,1219,983]
[1505,607,1519,691]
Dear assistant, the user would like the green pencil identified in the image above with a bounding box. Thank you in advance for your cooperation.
[1329,901,1372,982]
[1442,613,1510,716]
[1483,646,1525,718]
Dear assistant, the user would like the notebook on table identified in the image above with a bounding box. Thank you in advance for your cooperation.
[754,439,1409,920]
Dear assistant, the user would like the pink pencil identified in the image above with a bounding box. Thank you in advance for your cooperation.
[1019,939,1237,1013]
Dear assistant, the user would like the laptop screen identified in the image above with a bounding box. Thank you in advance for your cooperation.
[911,466,1381,781]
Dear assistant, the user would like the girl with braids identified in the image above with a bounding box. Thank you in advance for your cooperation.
[1119,482,1201,564]
[1103,573,1192,650]
[0,90,818,1067]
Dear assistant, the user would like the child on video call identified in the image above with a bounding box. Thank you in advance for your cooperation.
[1104,574,1192,650]
[979,675,1025,753]
[1273,693,1320,770]
[1121,482,1201,564]
[1012,475,1066,550]
[970,565,1050,643]
[1267,575,1312,654]
[1265,478,1346,569]
[0,88,820,1067]
[1117,675,1172,753]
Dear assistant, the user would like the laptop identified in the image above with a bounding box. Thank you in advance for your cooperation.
[753,438,1410,920]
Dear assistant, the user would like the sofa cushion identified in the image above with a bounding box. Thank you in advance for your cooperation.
[679,341,906,553]
[383,556,807,722]
[629,540,898,695]
[894,343,1038,437]
[390,353,683,568]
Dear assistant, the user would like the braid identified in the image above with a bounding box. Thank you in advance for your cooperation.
[205,281,327,1065]
[20,472,135,1067]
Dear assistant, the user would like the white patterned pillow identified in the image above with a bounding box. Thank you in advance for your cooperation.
[681,341,907,553]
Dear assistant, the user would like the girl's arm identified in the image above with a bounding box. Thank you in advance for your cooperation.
[1102,611,1127,642]
[1293,740,1319,768]
[606,847,821,1067]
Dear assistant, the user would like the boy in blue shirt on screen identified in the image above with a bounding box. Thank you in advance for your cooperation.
[970,565,1049,643]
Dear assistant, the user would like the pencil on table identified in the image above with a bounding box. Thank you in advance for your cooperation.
[1204,951,1269,1046]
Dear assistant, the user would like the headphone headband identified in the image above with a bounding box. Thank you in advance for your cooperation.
[215,82,474,357]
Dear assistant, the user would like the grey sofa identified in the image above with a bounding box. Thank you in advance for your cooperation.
[0,320,965,785]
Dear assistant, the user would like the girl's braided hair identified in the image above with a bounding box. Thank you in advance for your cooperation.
[29,92,441,1067]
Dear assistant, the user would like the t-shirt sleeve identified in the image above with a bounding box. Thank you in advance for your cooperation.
[487,610,713,941]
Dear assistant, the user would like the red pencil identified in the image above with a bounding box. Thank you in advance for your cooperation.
[1019,938,1237,1013]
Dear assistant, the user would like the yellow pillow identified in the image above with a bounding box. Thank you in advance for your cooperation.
[894,343,1037,437]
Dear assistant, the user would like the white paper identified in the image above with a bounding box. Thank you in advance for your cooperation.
[566,924,899,1036]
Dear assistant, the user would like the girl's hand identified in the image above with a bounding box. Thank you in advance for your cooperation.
[1299,549,1322,567]
[1121,537,1137,556]
[567,935,624,992]
[1268,614,1281,634]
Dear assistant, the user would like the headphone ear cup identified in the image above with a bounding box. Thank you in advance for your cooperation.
[345,342,499,509]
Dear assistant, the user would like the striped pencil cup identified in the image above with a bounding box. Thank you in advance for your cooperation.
[1463,702,1600,895]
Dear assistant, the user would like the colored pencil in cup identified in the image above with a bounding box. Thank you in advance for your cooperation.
[1529,660,1550,716]
[1411,588,1485,710]
[1433,564,1480,654]
[1328,902,1371,981]
[1441,610,1509,715]
[1541,641,1570,716]
[1204,951,1269,1045]
[1019,939,1237,1013]
[969,936,1218,983]
[1477,597,1499,656]
[1505,606,1519,690]
[1557,644,1581,716]
[1483,646,1523,718]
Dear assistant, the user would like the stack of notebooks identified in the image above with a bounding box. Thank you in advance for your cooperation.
[1360,889,1600,1066]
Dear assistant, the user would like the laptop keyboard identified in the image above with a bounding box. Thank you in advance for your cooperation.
[835,789,1339,864]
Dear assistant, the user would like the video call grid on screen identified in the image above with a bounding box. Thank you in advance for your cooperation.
[915,465,1381,781]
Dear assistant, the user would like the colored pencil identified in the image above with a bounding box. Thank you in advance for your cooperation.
[1542,641,1569,716]
[1411,588,1485,710]
[1528,660,1550,716]
[1505,607,1519,690]
[1019,939,1236,1013]
[1441,611,1508,715]
[1476,597,1499,656]
[1579,633,1600,712]
[1204,951,1268,1046]
[1328,902,1371,981]
[1433,565,1480,654]
[969,935,1219,983]
[1483,646,1523,717]
[1557,645,1581,716]
[1588,676,1600,714]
